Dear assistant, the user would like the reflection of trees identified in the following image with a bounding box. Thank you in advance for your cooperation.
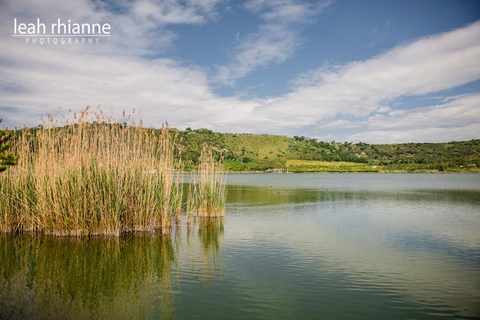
[0,234,176,319]
[227,185,322,206]
[227,185,480,207]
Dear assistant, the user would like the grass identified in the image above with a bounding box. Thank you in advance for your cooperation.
[285,160,480,173]
[286,160,368,167]
[286,160,379,173]
[0,107,184,236]
[187,144,227,218]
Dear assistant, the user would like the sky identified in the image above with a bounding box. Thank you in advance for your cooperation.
[1,0,480,143]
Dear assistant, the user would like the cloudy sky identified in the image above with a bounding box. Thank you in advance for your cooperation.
[1,0,479,143]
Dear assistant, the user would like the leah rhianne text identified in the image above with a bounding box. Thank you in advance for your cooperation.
[13,18,111,35]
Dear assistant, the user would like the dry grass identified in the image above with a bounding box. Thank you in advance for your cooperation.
[0,106,183,236]
[187,144,227,218]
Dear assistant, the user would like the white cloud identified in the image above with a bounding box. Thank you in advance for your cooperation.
[132,0,225,25]
[0,0,479,143]
[240,20,480,134]
[214,0,331,85]
[2,0,225,56]
[344,94,480,143]
[0,0,246,129]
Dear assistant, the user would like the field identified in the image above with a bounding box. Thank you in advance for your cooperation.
[286,160,379,173]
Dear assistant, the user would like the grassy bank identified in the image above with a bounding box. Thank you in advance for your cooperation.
[285,160,480,173]
[286,160,379,173]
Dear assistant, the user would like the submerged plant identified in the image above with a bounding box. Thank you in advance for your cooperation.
[187,145,227,218]
[0,106,183,235]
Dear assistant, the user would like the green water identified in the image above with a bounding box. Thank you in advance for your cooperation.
[1,174,479,319]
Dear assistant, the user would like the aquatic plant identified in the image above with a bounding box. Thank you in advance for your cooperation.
[0,106,183,235]
[187,145,227,218]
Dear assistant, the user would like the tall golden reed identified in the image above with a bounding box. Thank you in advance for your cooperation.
[0,106,183,236]
[187,144,227,218]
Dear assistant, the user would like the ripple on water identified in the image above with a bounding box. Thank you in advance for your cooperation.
[1,174,480,319]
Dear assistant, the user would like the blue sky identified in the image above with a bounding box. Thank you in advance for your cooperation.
[173,0,480,97]
[1,0,480,142]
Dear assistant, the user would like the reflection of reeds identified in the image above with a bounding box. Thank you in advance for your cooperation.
[187,145,227,218]
[0,107,183,235]
[197,217,224,288]
[198,217,224,253]
[0,234,176,319]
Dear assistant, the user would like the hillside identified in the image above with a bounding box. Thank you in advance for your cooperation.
[175,128,480,172]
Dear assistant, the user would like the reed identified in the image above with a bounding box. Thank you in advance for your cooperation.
[187,145,227,218]
[0,106,183,235]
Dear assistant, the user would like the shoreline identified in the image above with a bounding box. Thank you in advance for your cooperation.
[222,170,480,174]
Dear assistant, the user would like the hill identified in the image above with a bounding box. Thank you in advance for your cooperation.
[175,128,480,173]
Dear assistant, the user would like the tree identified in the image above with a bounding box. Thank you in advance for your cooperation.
[0,119,16,172]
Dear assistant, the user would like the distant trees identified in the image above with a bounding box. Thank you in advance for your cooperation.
[0,119,16,172]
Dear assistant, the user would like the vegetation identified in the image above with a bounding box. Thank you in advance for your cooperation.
[286,160,379,173]
[0,119,16,172]
[1,107,477,233]
[176,129,480,173]
[0,107,184,236]
[187,145,227,218]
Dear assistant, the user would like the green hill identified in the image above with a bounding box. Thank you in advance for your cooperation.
[176,128,480,173]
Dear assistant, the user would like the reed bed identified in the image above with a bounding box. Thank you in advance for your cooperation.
[0,106,183,236]
[187,145,227,218]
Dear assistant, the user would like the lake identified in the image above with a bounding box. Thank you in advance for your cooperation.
[1,174,479,319]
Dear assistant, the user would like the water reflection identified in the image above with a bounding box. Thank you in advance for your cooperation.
[224,179,480,318]
[1,175,479,319]
[0,219,225,320]
[197,218,224,288]
[227,184,480,207]
[0,234,176,319]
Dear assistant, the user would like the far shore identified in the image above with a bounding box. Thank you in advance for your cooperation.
[217,170,480,174]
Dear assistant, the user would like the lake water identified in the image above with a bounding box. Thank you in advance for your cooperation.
[1,174,479,319]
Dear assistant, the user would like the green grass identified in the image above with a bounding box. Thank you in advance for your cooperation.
[286,160,379,173]
[284,159,480,173]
